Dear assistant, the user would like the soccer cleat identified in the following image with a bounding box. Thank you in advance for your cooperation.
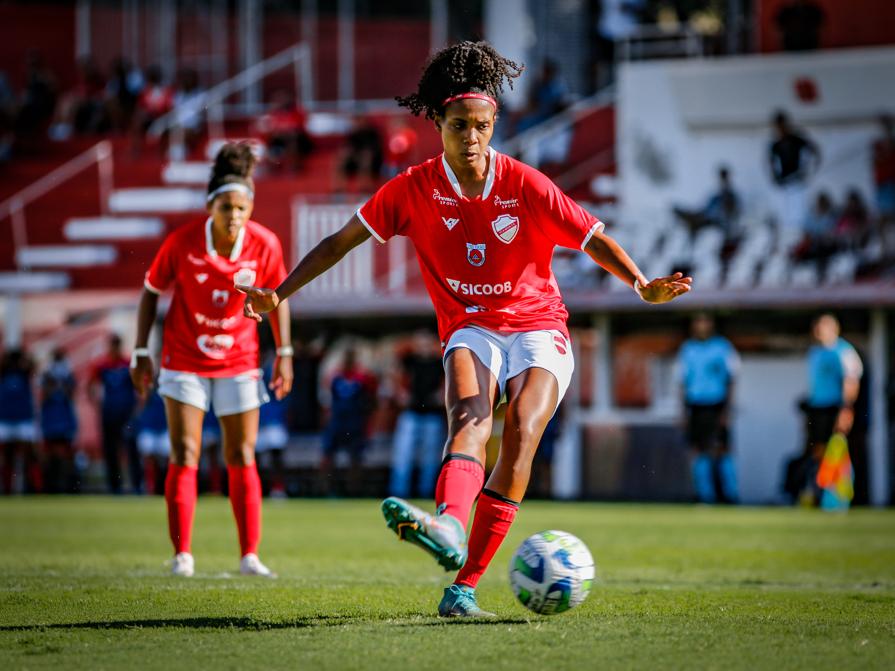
[438,584,496,618]
[170,552,194,577]
[381,497,467,571]
[240,553,277,578]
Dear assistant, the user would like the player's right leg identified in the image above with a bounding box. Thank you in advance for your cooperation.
[382,344,498,572]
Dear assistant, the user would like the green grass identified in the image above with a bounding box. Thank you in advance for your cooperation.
[1,497,894,670]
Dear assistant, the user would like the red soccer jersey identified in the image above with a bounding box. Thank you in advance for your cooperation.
[144,218,287,377]
[357,147,603,344]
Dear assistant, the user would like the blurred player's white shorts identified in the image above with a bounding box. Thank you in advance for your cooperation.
[158,368,270,416]
[444,325,574,412]
[0,421,37,443]
[137,430,170,458]
[256,424,289,453]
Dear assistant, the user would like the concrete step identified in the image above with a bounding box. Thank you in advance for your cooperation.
[0,271,71,293]
[162,161,211,185]
[108,187,206,213]
[17,245,118,268]
[64,216,164,240]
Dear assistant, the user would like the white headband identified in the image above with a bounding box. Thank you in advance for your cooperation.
[207,183,254,203]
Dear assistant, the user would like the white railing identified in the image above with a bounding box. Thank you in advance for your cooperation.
[0,140,113,266]
[498,86,615,168]
[616,24,705,62]
[148,43,313,161]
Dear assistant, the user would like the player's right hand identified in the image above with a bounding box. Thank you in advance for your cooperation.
[130,356,154,400]
[237,285,280,321]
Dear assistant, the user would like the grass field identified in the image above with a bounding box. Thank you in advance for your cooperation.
[1,497,894,670]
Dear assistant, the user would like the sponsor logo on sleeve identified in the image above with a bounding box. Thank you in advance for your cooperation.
[466,242,486,267]
[491,214,519,244]
[442,216,460,231]
[197,334,235,359]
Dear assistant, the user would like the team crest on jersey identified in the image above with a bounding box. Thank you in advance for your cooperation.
[194,273,208,284]
[466,243,486,267]
[212,289,230,307]
[233,268,256,287]
[491,214,519,244]
[442,216,459,231]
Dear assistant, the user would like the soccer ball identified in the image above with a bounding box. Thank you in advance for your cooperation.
[508,530,595,615]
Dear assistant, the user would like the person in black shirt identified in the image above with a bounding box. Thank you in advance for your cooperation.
[770,111,820,233]
[775,0,825,52]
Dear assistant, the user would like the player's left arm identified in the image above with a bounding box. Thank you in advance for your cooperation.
[583,230,692,304]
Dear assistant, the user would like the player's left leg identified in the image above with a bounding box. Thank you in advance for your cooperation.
[219,408,274,577]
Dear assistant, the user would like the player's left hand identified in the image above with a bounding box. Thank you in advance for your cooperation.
[637,272,692,304]
[237,285,280,321]
[835,407,854,435]
[269,354,294,401]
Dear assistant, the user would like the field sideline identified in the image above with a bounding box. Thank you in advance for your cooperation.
[1,497,893,670]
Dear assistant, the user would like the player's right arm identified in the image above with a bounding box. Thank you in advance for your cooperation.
[130,288,159,399]
[240,215,372,321]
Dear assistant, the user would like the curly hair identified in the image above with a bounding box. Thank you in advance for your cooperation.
[207,142,256,197]
[397,41,524,120]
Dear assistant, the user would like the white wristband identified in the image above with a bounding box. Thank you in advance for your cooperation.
[130,348,151,369]
[276,345,294,357]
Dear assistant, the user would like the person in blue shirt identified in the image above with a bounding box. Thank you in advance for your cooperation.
[677,314,741,503]
[40,348,78,493]
[135,387,169,495]
[257,358,290,497]
[0,348,38,494]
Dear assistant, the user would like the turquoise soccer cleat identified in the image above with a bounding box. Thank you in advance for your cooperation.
[381,497,467,571]
[438,584,496,618]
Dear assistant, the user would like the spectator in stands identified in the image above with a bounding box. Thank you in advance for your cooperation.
[383,117,419,178]
[287,337,325,435]
[785,314,862,506]
[673,166,741,240]
[0,349,39,494]
[791,191,838,272]
[677,313,741,504]
[50,57,109,140]
[389,330,447,499]
[39,348,78,493]
[135,387,169,496]
[257,358,290,498]
[335,117,384,195]
[105,56,143,131]
[255,89,313,172]
[872,114,895,251]
[171,68,205,157]
[0,71,16,161]
[90,334,139,494]
[592,0,646,90]
[16,50,57,136]
[769,110,821,233]
[320,346,378,496]
[775,0,825,52]
[516,59,570,134]
[834,189,871,251]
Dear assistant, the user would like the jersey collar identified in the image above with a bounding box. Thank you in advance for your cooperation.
[441,146,497,201]
[205,217,246,261]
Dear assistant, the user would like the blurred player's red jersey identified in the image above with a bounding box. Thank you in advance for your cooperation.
[145,219,287,377]
[358,148,602,344]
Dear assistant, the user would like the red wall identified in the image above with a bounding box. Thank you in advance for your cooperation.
[759,0,895,52]
[0,2,76,89]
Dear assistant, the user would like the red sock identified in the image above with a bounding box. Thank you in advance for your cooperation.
[227,463,262,556]
[435,455,485,530]
[455,490,518,590]
[165,464,197,554]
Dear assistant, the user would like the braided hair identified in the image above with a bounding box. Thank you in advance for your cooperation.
[397,41,524,120]
[207,142,256,200]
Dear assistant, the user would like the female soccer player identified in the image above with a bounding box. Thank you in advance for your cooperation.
[131,143,293,578]
[240,42,691,614]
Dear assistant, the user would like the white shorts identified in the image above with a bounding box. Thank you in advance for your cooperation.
[137,431,170,458]
[0,421,38,443]
[444,326,574,412]
[158,368,269,417]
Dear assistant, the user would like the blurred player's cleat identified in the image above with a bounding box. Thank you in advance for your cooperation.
[381,497,467,571]
[240,553,277,578]
[170,552,194,577]
[438,584,496,618]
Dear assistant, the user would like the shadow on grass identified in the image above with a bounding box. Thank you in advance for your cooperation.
[0,615,351,632]
[395,617,532,626]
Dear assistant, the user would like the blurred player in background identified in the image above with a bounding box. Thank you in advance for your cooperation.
[39,348,78,493]
[256,357,290,497]
[130,143,292,578]
[0,348,38,494]
[677,313,741,504]
[239,41,690,617]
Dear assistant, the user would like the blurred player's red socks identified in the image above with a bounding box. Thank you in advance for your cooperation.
[165,464,197,554]
[228,463,262,556]
[435,455,485,530]
[454,489,519,590]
